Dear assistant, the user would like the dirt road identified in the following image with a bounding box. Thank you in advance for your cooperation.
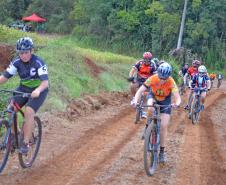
[0,83,226,185]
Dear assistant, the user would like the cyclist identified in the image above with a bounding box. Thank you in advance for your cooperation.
[152,58,160,68]
[216,73,224,88]
[189,65,211,111]
[128,52,157,117]
[209,72,216,89]
[0,37,49,154]
[178,63,189,94]
[132,62,181,163]
[184,60,201,110]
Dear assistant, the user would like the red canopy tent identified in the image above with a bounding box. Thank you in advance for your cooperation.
[22,13,46,22]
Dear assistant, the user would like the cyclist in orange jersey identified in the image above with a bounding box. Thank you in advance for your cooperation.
[184,59,201,110]
[133,62,181,163]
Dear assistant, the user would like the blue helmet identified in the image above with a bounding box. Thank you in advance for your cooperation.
[16,37,33,52]
[157,62,172,79]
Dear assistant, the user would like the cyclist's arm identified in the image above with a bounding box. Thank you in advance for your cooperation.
[35,80,49,93]
[207,79,211,90]
[172,90,181,106]
[129,67,137,78]
[134,85,147,104]
[0,75,8,84]
[183,72,188,84]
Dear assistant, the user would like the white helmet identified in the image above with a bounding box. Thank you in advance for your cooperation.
[198,65,207,73]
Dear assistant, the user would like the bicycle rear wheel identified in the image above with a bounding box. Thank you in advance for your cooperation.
[191,99,200,124]
[0,120,11,173]
[144,122,158,176]
[18,116,42,168]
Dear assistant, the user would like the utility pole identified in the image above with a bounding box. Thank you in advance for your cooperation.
[177,0,188,49]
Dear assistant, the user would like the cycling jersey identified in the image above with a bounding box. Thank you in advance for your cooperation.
[209,73,216,80]
[187,66,198,77]
[134,60,156,80]
[144,74,178,101]
[181,67,188,76]
[216,74,223,80]
[3,54,48,88]
[191,74,210,88]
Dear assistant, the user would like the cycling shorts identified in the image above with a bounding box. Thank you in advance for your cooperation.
[147,93,171,114]
[13,85,48,112]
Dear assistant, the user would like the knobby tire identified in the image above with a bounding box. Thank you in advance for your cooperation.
[0,120,11,173]
[18,116,42,168]
[144,122,157,176]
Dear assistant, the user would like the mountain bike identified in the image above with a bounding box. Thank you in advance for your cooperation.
[143,103,173,176]
[0,89,42,173]
[190,87,206,124]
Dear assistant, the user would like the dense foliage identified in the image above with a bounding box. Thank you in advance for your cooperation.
[0,0,225,69]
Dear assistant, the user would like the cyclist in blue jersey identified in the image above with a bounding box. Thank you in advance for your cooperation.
[189,65,210,111]
[0,37,49,154]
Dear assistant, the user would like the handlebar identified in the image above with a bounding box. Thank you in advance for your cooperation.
[0,89,31,98]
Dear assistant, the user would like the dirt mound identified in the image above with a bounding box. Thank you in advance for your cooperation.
[0,44,15,71]
[59,91,130,120]
[84,57,106,77]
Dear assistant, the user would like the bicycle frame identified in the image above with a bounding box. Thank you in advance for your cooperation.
[143,104,170,176]
[191,87,206,124]
[1,102,24,152]
[0,89,42,173]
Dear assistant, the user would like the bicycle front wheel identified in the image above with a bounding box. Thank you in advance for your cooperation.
[191,99,200,124]
[18,116,42,168]
[143,122,158,176]
[0,120,11,173]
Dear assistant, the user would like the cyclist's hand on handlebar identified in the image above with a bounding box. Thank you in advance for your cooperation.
[31,89,40,98]
[127,77,134,82]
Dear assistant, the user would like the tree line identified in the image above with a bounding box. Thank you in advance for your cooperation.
[0,0,225,69]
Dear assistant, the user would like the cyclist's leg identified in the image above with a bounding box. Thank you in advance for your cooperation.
[146,94,155,117]
[130,82,139,104]
[21,89,48,153]
[160,113,171,148]
[200,91,207,110]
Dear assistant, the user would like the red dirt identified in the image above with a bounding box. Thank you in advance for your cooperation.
[84,57,105,78]
[0,50,225,185]
[0,45,15,71]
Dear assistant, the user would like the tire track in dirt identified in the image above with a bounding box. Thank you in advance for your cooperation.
[13,107,144,185]
[1,83,225,185]
[174,88,226,185]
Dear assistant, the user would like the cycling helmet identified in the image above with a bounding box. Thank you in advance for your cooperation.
[192,59,201,67]
[143,52,152,60]
[157,62,172,79]
[16,37,33,52]
[198,65,207,73]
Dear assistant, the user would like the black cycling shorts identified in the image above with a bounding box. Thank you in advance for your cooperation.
[147,93,172,114]
[13,85,48,112]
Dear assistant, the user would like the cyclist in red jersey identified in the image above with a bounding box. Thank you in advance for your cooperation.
[128,52,157,117]
[184,60,201,110]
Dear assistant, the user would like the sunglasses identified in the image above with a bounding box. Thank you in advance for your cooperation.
[18,51,30,55]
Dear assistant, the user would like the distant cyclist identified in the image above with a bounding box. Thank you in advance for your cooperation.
[184,60,201,110]
[178,63,189,94]
[216,73,224,88]
[189,65,211,111]
[152,58,160,68]
[0,37,49,154]
[209,72,216,89]
[128,52,157,117]
[132,62,181,163]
